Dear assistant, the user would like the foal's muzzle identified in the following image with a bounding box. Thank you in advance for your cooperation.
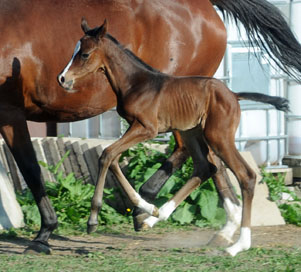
[57,75,74,91]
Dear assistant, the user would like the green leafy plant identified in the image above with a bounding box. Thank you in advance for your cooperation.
[17,152,130,230]
[279,203,301,226]
[120,142,169,191]
[158,167,226,227]
[122,137,226,228]
[261,169,301,226]
[17,189,41,226]
[17,137,227,231]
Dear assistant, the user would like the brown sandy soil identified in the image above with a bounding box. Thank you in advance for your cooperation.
[0,224,300,255]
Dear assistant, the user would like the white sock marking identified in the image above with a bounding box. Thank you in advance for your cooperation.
[143,216,159,228]
[143,200,176,228]
[135,193,155,216]
[226,227,251,257]
[158,200,176,220]
[218,198,242,242]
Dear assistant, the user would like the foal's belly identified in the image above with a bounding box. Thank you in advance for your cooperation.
[157,110,204,133]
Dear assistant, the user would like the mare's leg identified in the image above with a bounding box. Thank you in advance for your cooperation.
[205,123,256,256]
[208,151,242,246]
[0,106,57,254]
[87,120,158,233]
[133,131,189,230]
[143,128,217,228]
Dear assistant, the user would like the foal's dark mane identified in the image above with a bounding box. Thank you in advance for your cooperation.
[106,34,167,92]
[86,27,162,74]
[105,33,161,74]
[105,33,213,92]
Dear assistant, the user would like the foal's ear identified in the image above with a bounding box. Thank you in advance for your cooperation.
[81,17,91,33]
[96,19,108,40]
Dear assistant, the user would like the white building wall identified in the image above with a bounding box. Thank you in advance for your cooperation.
[214,0,291,165]
[287,0,301,155]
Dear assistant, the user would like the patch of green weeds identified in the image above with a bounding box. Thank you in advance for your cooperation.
[261,169,301,226]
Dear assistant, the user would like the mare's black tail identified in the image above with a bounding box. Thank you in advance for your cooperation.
[211,0,301,82]
[237,92,289,112]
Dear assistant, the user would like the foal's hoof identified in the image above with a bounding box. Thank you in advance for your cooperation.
[87,224,98,234]
[141,222,150,231]
[24,241,52,255]
[152,206,159,217]
[207,234,233,247]
[133,212,150,232]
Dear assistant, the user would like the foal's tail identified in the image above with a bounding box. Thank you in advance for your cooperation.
[211,0,301,82]
[236,92,289,112]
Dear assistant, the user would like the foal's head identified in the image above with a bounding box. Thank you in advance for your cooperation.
[58,18,108,91]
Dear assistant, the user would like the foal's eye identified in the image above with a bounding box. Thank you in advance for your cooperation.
[81,53,90,60]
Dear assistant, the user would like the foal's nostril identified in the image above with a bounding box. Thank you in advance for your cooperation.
[58,74,74,90]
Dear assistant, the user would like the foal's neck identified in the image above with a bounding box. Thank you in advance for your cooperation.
[102,37,151,95]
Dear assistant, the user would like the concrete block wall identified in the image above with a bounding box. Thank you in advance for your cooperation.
[0,138,287,229]
[0,162,24,230]
[0,138,131,214]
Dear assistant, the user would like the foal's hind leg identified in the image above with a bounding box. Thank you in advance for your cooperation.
[208,151,242,246]
[133,131,190,230]
[205,132,256,256]
[143,128,217,228]
[143,176,203,228]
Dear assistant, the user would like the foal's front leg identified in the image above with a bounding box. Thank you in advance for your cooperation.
[87,120,159,233]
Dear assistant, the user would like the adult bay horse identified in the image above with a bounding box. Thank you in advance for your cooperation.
[58,19,289,256]
[0,0,300,254]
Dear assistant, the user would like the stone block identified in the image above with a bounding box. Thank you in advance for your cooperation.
[64,141,82,180]
[56,138,73,175]
[0,162,24,230]
[227,151,285,226]
[41,138,54,167]
[82,143,98,185]
[32,139,52,183]
[3,144,24,192]
[46,138,65,174]
[283,155,301,179]
[72,141,91,183]
[265,166,293,185]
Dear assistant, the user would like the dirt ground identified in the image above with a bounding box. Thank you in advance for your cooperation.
[0,225,300,255]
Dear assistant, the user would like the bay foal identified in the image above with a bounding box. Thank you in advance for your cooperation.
[59,19,289,256]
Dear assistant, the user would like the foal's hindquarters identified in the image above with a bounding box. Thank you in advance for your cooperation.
[148,79,256,256]
[201,85,256,256]
[144,84,256,256]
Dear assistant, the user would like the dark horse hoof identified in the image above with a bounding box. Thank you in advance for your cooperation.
[87,224,98,234]
[24,241,52,255]
[133,212,151,232]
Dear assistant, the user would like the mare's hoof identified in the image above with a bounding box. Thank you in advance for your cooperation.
[87,224,98,234]
[207,234,232,247]
[24,241,52,255]
[133,212,150,232]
